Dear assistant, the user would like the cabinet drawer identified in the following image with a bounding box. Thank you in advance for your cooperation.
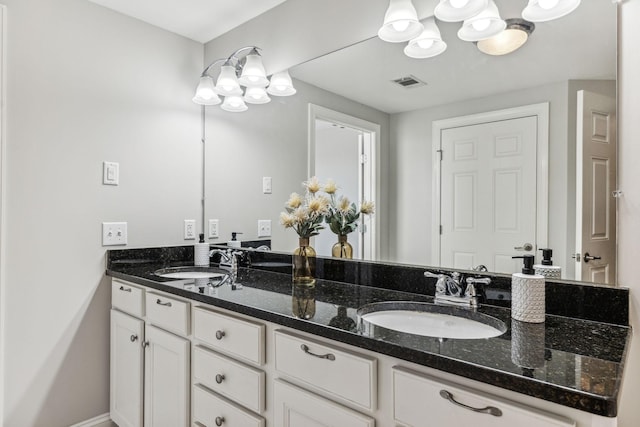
[193,307,265,365]
[393,366,575,427]
[193,384,265,427]
[274,330,377,411]
[193,345,265,414]
[112,279,144,317]
[274,379,375,427]
[145,292,190,336]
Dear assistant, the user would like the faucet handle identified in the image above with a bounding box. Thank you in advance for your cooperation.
[424,271,443,279]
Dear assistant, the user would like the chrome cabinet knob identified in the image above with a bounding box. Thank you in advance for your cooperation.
[215,374,225,384]
[130,334,138,342]
[215,330,225,340]
[215,416,225,426]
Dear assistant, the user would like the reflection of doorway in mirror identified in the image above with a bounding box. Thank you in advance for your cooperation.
[575,91,617,285]
[433,104,549,276]
[308,105,379,260]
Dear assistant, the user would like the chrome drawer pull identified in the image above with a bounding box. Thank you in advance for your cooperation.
[300,344,336,361]
[215,416,225,426]
[130,334,138,342]
[215,374,225,384]
[156,298,172,307]
[215,330,226,340]
[439,390,502,417]
[119,286,132,292]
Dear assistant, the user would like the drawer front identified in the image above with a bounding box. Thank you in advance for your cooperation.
[145,292,190,336]
[112,279,144,317]
[193,385,265,427]
[274,330,377,411]
[193,345,265,414]
[193,307,265,365]
[273,379,375,427]
[392,366,576,427]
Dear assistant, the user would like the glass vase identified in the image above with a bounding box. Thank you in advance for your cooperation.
[292,237,316,285]
[331,234,353,259]
[292,282,316,320]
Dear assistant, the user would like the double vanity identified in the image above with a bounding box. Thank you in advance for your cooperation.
[106,245,630,427]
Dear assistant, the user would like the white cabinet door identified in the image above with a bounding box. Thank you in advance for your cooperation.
[273,379,374,427]
[393,367,575,427]
[144,325,190,427]
[111,309,144,427]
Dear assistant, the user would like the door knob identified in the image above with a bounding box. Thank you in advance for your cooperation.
[583,252,602,263]
[514,243,533,251]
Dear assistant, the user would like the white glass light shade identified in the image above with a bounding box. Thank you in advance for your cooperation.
[192,76,221,105]
[215,64,243,96]
[244,86,271,104]
[267,70,297,96]
[476,19,534,56]
[377,0,424,43]
[457,0,506,41]
[404,17,447,59]
[221,95,248,112]
[522,0,581,22]
[434,0,489,22]
[238,53,269,87]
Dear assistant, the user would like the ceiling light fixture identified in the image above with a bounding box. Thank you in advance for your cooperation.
[378,0,424,43]
[522,0,581,22]
[476,18,535,55]
[458,0,506,42]
[434,0,489,22]
[404,17,447,59]
[192,46,295,112]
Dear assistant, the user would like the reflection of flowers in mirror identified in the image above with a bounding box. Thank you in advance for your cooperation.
[280,177,330,239]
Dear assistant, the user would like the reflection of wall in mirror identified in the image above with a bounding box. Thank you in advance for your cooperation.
[389,79,614,280]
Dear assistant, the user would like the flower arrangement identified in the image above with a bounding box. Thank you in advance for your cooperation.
[280,177,330,239]
[324,179,375,237]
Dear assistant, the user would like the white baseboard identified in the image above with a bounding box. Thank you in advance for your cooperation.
[69,413,112,427]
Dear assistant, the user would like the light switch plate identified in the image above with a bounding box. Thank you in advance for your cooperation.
[103,161,119,185]
[262,176,272,194]
[102,222,127,246]
[258,219,272,237]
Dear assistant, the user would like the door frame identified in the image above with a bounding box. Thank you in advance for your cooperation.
[0,5,6,423]
[308,104,381,260]
[431,103,549,266]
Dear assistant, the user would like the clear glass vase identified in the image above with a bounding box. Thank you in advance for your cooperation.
[292,282,316,319]
[331,234,353,259]
[292,237,316,285]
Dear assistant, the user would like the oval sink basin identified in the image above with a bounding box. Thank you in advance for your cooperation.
[154,266,228,280]
[357,301,506,340]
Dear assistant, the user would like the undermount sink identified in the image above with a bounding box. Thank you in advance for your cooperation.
[153,266,228,280]
[357,301,506,340]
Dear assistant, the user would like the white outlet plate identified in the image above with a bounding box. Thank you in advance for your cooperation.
[102,222,127,246]
[262,176,272,194]
[258,219,272,237]
[208,219,219,238]
[184,219,196,240]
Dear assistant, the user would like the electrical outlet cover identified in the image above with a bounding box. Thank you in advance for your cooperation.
[102,222,127,246]
[258,219,272,237]
[208,219,219,238]
[184,219,196,240]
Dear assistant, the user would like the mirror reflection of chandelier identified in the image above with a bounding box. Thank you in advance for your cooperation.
[192,46,296,112]
[378,0,581,57]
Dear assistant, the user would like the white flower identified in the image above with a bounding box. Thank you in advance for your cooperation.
[304,176,321,194]
[360,200,375,215]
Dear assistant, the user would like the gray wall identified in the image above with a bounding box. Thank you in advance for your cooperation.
[1,0,202,425]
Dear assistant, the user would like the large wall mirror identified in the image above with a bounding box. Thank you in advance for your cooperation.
[204,0,617,285]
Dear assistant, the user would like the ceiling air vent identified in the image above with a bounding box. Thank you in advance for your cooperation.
[391,75,427,89]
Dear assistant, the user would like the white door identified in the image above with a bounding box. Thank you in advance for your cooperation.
[575,90,617,284]
[439,116,538,273]
[110,310,144,427]
[144,325,190,427]
[273,379,375,427]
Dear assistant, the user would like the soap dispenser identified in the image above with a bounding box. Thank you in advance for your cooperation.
[511,255,545,323]
[534,248,562,279]
[228,232,242,249]
[194,233,209,266]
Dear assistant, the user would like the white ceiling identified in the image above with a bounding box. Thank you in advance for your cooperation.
[88,0,288,43]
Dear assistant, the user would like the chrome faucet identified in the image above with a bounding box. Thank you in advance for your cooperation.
[424,270,491,308]
[210,249,243,287]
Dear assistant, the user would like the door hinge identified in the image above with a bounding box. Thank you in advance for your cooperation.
[437,149,443,161]
[360,154,368,164]
[439,225,443,235]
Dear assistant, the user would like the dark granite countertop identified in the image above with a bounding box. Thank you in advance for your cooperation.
[106,248,630,418]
